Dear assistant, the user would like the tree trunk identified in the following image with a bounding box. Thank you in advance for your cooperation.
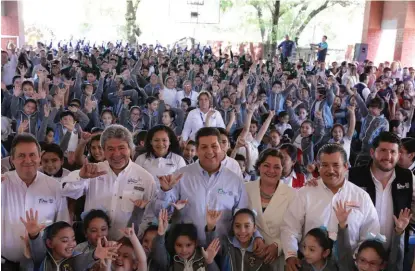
[125,0,141,44]
[252,3,265,43]
[269,0,281,56]
[293,0,330,38]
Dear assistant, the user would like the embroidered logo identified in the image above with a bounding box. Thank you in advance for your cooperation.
[249,256,256,267]
[345,201,360,209]
[134,186,144,191]
[38,198,53,204]
[397,183,410,190]
[217,188,233,196]
[127,178,139,184]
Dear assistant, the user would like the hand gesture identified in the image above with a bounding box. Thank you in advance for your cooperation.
[334,200,352,229]
[158,173,183,192]
[80,132,92,144]
[201,238,220,264]
[171,199,189,211]
[119,223,137,239]
[206,209,223,231]
[79,158,107,179]
[64,120,75,132]
[14,83,22,97]
[94,237,120,262]
[100,71,107,79]
[38,88,47,100]
[18,120,29,134]
[18,66,27,76]
[315,110,323,120]
[304,177,319,187]
[286,100,293,108]
[263,244,278,264]
[206,108,216,120]
[384,93,391,104]
[346,105,355,115]
[43,104,51,118]
[394,208,412,235]
[158,209,169,235]
[20,209,46,238]
[130,199,149,209]
[124,96,131,105]
[267,110,275,120]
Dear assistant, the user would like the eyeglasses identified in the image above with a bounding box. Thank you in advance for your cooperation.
[356,258,382,269]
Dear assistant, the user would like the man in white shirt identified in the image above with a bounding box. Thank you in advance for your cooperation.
[1,44,18,86]
[175,80,198,108]
[281,144,379,271]
[61,125,157,240]
[217,127,243,178]
[2,133,69,269]
[349,132,415,251]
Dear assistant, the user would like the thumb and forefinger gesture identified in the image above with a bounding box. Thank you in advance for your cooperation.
[79,158,107,179]
[158,173,183,192]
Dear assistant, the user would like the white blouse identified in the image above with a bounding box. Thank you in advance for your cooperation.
[181,108,226,141]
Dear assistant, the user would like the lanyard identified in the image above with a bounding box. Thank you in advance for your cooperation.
[200,112,205,126]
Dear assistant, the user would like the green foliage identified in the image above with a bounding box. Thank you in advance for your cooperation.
[220,0,234,13]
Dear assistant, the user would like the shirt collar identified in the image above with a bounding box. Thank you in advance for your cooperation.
[312,260,328,271]
[197,160,221,177]
[409,161,415,171]
[370,168,396,186]
[230,236,255,252]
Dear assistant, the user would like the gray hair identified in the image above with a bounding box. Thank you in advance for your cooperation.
[1,117,13,142]
[100,124,135,151]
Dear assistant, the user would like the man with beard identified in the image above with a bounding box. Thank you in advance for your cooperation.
[61,125,157,240]
[281,144,379,271]
[349,132,415,251]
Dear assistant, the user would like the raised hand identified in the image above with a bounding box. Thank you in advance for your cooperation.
[267,110,275,119]
[18,120,29,134]
[130,199,149,209]
[43,103,51,118]
[201,238,220,264]
[13,83,22,97]
[64,120,75,133]
[158,209,169,236]
[334,200,352,229]
[394,208,412,235]
[206,209,223,231]
[38,88,47,100]
[158,173,183,192]
[124,96,131,105]
[100,71,107,79]
[206,108,216,119]
[20,209,46,238]
[79,158,107,179]
[119,223,137,239]
[171,199,188,210]
[94,237,120,262]
[67,151,76,165]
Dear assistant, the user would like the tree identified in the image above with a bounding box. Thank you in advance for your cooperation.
[125,0,141,44]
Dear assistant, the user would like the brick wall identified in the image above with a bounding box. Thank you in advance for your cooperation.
[362,1,414,67]
[1,1,20,49]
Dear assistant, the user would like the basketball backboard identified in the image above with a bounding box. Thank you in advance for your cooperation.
[169,0,220,24]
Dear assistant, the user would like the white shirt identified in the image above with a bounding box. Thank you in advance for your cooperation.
[1,171,69,264]
[175,90,198,108]
[222,155,243,179]
[371,169,395,249]
[161,87,178,107]
[62,128,79,153]
[181,108,226,141]
[331,136,352,161]
[281,170,297,188]
[275,123,292,137]
[61,160,157,240]
[1,53,18,85]
[39,168,71,183]
[236,139,260,172]
[359,82,371,102]
[135,152,186,185]
[281,178,380,259]
[293,135,303,150]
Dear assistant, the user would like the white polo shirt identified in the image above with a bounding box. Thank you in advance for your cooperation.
[181,108,226,141]
[281,178,380,259]
[1,171,70,264]
[61,160,157,240]
[175,90,199,108]
[222,155,243,179]
[161,87,178,107]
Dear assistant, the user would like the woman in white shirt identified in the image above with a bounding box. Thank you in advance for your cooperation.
[135,125,186,183]
[181,91,225,141]
[245,148,296,270]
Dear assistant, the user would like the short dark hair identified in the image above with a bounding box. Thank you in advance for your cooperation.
[22,80,34,89]
[186,140,196,147]
[24,98,37,109]
[358,240,388,263]
[83,209,111,232]
[135,130,148,145]
[44,221,72,242]
[368,97,384,110]
[181,97,191,107]
[195,127,221,147]
[317,143,348,164]
[402,138,415,161]
[11,133,41,158]
[359,73,368,83]
[305,228,333,258]
[234,154,246,162]
[278,111,289,119]
[254,148,284,173]
[41,143,64,160]
[167,223,198,255]
[146,96,158,105]
[372,131,401,150]
[59,110,76,121]
[216,127,229,137]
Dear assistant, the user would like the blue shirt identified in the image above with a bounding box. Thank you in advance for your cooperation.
[153,161,248,245]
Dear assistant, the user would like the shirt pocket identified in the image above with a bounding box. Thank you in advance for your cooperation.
[121,190,144,213]
[35,196,56,224]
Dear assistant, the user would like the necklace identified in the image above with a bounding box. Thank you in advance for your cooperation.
[260,189,274,200]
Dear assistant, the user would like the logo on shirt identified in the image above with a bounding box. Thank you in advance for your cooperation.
[127,178,139,184]
[38,198,54,204]
[217,188,233,197]
[345,201,360,209]
[134,186,144,191]
[248,257,256,267]
[397,183,410,190]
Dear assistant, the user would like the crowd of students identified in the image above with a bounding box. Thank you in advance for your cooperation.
[1,37,415,271]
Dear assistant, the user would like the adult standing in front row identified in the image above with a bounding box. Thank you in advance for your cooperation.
[150,127,262,247]
[281,144,380,271]
[2,134,69,270]
[313,35,328,63]
[61,125,157,240]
